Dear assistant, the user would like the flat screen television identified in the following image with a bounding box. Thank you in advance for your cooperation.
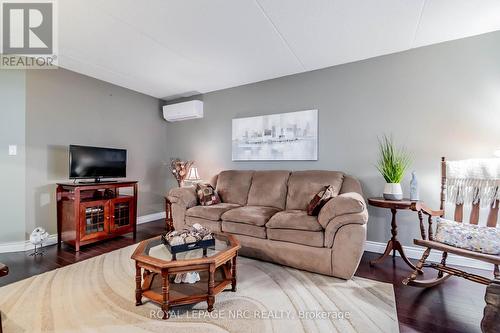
[69,145,127,182]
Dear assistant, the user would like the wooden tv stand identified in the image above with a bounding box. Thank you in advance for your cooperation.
[56,181,138,251]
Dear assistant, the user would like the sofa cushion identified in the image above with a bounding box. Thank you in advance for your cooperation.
[185,216,221,233]
[247,170,290,210]
[222,221,266,239]
[186,203,240,221]
[267,229,324,248]
[221,206,280,226]
[216,170,254,205]
[286,171,344,210]
[266,210,322,231]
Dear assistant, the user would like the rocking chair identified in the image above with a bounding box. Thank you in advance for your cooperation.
[403,157,499,332]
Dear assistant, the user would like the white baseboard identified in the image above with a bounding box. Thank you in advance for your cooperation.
[0,212,166,254]
[0,234,59,254]
[364,240,494,271]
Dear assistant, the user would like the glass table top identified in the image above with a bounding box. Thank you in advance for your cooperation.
[141,234,233,262]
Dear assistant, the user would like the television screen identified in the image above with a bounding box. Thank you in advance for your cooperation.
[69,145,127,180]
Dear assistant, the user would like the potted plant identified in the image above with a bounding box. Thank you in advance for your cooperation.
[376,135,411,201]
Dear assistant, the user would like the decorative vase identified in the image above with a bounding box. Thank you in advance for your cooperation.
[410,171,419,201]
[383,183,403,201]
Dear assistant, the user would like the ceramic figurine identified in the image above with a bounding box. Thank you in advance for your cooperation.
[410,171,419,201]
[29,227,49,256]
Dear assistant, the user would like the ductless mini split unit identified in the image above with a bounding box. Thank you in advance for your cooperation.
[162,100,204,122]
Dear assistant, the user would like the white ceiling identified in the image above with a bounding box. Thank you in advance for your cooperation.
[58,0,500,99]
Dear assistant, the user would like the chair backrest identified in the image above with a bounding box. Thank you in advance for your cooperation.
[441,157,500,227]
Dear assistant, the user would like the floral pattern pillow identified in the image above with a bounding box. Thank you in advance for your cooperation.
[435,218,500,255]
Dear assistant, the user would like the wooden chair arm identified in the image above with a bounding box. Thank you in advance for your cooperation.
[0,263,8,277]
[421,204,444,217]
[412,202,444,217]
[411,202,443,240]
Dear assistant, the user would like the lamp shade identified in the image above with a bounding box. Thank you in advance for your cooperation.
[186,167,200,180]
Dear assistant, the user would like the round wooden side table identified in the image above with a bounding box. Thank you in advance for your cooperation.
[368,197,424,272]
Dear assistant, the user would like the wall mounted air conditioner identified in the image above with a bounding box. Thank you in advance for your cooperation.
[162,100,203,122]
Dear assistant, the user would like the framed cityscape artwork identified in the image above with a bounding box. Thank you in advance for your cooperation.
[232,109,318,161]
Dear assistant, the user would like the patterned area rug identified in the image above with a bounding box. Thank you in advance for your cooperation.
[0,245,399,332]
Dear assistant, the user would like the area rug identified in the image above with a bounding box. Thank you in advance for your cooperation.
[0,245,399,333]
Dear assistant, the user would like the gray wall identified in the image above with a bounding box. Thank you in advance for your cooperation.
[165,31,500,246]
[0,70,26,242]
[25,68,168,237]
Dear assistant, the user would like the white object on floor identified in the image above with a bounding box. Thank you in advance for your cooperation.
[174,272,201,284]
[29,227,50,256]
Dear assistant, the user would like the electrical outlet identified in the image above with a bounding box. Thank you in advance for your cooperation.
[8,145,17,156]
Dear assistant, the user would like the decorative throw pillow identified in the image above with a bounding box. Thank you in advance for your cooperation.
[434,218,500,255]
[196,183,221,206]
[307,185,335,216]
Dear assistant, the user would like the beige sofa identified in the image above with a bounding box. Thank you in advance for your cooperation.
[167,170,368,279]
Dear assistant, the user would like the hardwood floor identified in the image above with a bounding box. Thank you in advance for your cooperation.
[357,252,487,333]
[0,219,489,333]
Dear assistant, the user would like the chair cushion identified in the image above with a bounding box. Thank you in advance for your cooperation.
[434,218,500,255]
[286,171,344,210]
[267,229,324,247]
[222,221,266,239]
[186,203,240,221]
[247,170,290,210]
[221,206,280,226]
[414,238,500,265]
[216,170,254,205]
[266,210,322,231]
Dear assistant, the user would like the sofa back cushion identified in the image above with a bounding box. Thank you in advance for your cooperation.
[286,171,344,210]
[216,170,254,205]
[247,170,291,209]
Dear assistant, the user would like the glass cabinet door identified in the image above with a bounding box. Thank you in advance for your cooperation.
[110,197,134,232]
[80,202,109,241]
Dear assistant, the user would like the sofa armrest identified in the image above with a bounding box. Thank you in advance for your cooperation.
[167,186,198,208]
[318,192,366,229]
[324,211,368,248]
[167,186,198,230]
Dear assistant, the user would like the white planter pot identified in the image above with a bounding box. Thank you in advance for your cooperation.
[383,183,403,201]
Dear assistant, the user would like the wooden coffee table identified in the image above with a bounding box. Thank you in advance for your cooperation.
[131,233,240,319]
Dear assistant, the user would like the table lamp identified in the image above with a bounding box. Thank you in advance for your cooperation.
[185,166,201,186]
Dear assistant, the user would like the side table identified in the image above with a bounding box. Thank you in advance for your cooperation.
[368,197,425,272]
